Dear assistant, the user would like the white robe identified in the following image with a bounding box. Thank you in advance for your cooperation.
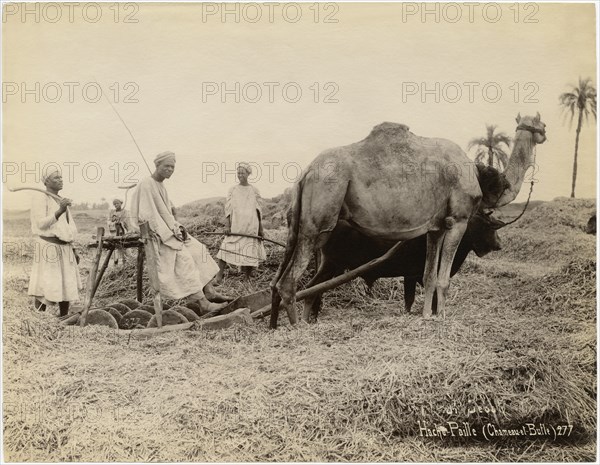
[216,184,266,267]
[28,194,81,305]
[129,176,218,299]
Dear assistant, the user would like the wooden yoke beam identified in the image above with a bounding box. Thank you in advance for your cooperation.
[136,246,144,302]
[80,227,105,326]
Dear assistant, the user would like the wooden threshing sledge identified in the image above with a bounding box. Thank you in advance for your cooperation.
[78,225,406,336]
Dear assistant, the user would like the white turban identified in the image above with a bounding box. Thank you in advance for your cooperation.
[238,162,252,174]
[154,151,176,166]
[41,167,60,184]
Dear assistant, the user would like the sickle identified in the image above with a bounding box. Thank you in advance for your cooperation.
[117,183,137,209]
[8,187,62,201]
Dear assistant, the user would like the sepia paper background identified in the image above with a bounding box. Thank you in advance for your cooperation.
[2,1,596,209]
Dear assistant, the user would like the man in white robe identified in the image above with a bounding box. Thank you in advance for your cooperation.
[28,169,82,316]
[129,151,231,312]
[216,162,266,281]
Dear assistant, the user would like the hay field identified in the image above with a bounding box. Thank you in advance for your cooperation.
[2,197,596,462]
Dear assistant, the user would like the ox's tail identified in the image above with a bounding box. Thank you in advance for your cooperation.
[270,176,305,328]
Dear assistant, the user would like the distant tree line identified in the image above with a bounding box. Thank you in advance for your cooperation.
[71,201,110,210]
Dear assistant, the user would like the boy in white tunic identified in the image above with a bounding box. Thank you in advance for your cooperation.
[107,198,130,264]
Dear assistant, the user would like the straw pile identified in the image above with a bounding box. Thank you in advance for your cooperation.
[497,197,596,264]
[2,196,596,461]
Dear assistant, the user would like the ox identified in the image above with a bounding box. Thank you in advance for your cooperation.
[302,211,504,321]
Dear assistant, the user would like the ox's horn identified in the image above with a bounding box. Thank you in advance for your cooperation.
[489,217,508,230]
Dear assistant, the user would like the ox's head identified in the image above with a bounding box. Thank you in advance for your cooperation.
[468,211,504,257]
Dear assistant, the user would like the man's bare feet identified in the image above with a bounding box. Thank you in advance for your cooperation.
[196,297,228,313]
[203,283,234,303]
[187,292,230,315]
[205,300,229,312]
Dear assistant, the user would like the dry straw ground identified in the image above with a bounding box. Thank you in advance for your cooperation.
[2,197,596,462]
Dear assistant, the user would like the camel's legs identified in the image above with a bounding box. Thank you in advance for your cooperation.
[435,221,468,318]
[272,174,349,328]
[270,220,300,329]
[423,230,445,318]
[276,237,316,325]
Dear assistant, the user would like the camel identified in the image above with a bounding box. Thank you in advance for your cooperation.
[270,113,546,328]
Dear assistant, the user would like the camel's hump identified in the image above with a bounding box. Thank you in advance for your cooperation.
[368,122,410,138]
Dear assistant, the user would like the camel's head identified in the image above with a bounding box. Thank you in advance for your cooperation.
[516,112,547,144]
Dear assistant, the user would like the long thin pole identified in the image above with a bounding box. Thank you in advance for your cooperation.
[80,227,105,326]
[203,231,285,247]
[8,187,61,201]
[136,247,144,302]
[96,80,152,175]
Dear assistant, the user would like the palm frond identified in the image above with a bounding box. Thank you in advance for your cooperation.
[492,132,512,147]
[467,137,488,150]
[494,148,510,170]
[474,150,487,165]
[560,76,597,128]
[468,124,512,168]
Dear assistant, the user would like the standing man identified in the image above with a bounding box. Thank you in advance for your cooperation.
[129,151,232,312]
[216,162,266,282]
[28,168,81,317]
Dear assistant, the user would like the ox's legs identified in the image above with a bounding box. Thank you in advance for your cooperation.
[423,230,445,319]
[364,277,376,297]
[271,288,283,327]
[435,221,468,318]
[302,258,337,323]
[403,277,417,313]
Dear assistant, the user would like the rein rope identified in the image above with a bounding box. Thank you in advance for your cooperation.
[496,177,535,227]
[490,144,537,229]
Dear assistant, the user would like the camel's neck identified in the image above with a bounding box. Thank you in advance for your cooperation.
[494,130,535,207]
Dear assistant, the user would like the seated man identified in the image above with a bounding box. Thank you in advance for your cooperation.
[129,151,232,312]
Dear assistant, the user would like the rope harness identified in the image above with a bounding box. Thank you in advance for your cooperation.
[486,124,542,230]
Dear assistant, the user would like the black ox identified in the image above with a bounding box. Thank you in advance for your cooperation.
[301,210,504,321]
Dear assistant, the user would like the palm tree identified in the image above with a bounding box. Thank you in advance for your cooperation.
[559,77,597,198]
[467,124,512,170]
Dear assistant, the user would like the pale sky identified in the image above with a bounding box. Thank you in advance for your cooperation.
[2,1,597,210]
